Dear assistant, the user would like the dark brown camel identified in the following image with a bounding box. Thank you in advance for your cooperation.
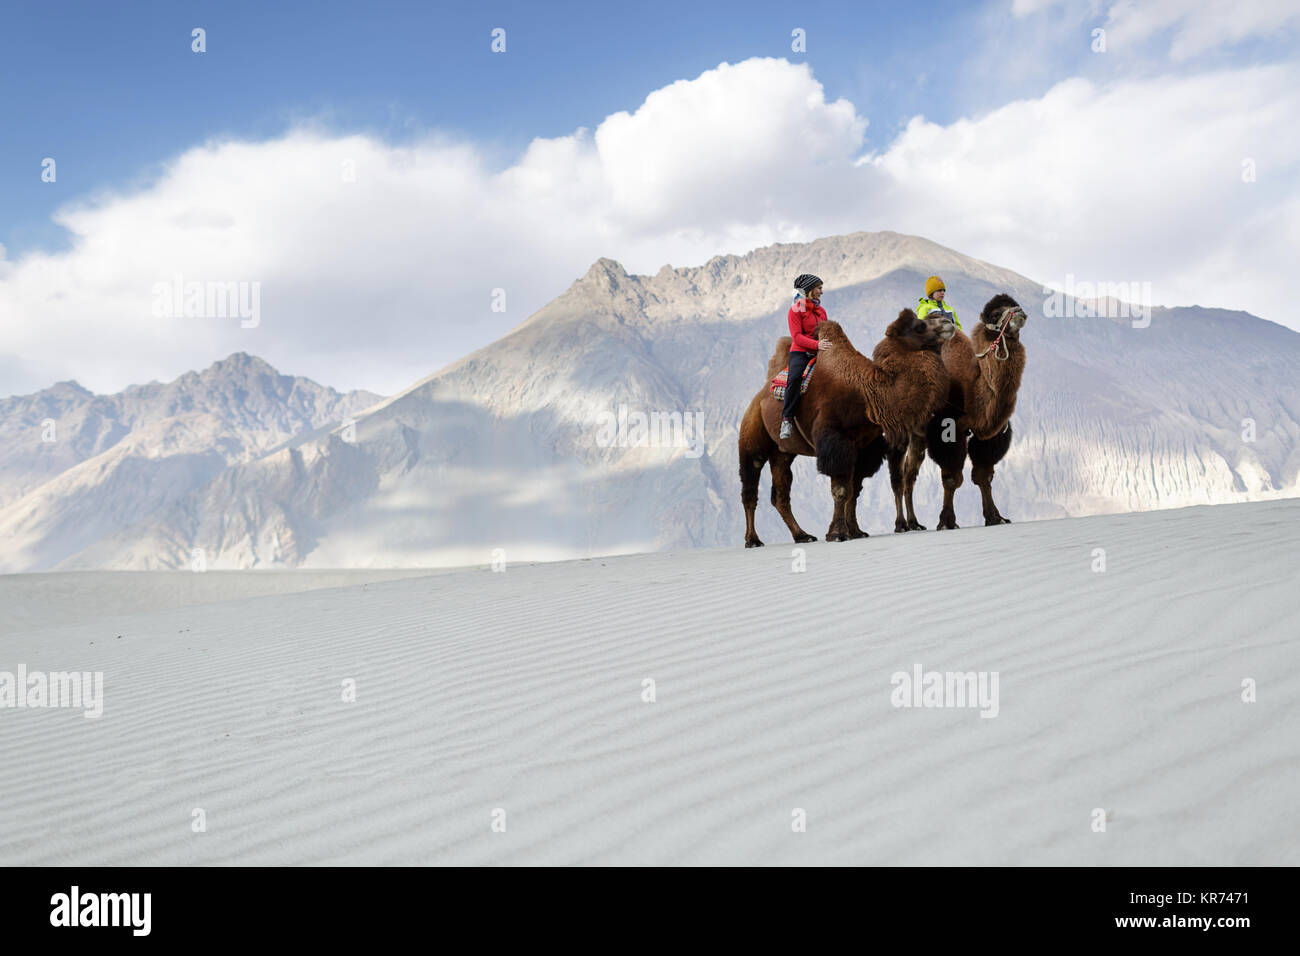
[738,310,952,546]
[887,293,1029,531]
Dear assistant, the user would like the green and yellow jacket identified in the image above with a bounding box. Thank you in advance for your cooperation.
[917,296,961,331]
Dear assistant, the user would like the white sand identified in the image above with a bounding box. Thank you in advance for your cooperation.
[1,499,1297,865]
[0,569,442,638]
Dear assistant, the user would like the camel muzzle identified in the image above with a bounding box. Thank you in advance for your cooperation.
[975,306,1025,362]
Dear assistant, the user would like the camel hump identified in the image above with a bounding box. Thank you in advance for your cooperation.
[766,336,793,380]
[817,320,846,343]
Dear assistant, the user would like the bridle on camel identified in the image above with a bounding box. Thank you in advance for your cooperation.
[974,306,1025,393]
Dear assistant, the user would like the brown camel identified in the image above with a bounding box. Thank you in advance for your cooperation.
[887,293,1029,531]
[738,310,952,546]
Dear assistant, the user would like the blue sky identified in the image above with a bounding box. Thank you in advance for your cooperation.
[1,0,1298,396]
[3,0,1122,256]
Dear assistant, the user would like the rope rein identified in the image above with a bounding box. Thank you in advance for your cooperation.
[974,308,1018,361]
[973,307,1022,394]
[794,416,814,449]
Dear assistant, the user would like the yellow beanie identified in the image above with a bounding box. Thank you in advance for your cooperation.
[925,275,945,298]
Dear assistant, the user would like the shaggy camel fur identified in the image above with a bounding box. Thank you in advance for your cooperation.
[738,310,951,545]
[888,293,1028,531]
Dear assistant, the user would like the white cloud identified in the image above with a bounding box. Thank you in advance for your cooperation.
[1014,0,1300,59]
[864,65,1300,317]
[1106,0,1300,59]
[1,56,1297,397]
[0,60,866,396]
[1011,0,1086,15]
[590,59,866,231]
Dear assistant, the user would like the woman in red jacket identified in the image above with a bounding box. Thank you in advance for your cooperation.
[780,273,832,439]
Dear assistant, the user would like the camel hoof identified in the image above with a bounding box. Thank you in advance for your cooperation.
[907,520,927,531]
[848,529,869,539]
[894,520,909,534]
[984,516,1011,526]
[936,518,959,531]
[826,531,849,542]
[793,532,818,543]
[745,538,765,548]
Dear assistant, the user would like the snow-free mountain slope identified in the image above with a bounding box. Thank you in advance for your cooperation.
[4,231,1299,569]
[0,354,380,571]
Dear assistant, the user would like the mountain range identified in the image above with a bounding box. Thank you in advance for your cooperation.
[3,231,1297,570]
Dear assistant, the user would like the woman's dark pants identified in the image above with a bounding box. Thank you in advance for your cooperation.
[782,349,814,421]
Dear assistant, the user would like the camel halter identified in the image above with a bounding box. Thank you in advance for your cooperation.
[974,307,1023,361]
[974,306,1024,394]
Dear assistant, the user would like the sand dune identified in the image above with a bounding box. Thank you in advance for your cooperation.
[1,499,1297,865]
[0,569,440,639]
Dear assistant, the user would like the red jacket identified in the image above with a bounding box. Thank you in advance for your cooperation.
[788,296,827,353]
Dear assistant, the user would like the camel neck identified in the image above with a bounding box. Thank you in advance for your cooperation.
[973,342,1025,436]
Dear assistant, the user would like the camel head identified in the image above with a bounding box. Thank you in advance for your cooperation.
[884,309,944,353]
[917,308,958,346]
[980,294,1028,340]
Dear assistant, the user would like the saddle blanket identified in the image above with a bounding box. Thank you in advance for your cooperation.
[770,356,816,401]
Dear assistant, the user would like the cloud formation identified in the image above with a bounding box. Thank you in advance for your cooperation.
[1,54,1295,396]
[1013,0,1300,60]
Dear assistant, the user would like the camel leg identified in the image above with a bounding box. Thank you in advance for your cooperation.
[740,450,766,548]
[970,464,1009,526]
[815,430,857,542]
[926,414,967,531]
[845,465,869,539]
[738,396,773,548]
[770,451,818,544]
[902,434,927,531]
[887,441,910,533]
[969,426,1014,526]
[937,467,963,530]
[826,474,852,542]
[848,437,886,539]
